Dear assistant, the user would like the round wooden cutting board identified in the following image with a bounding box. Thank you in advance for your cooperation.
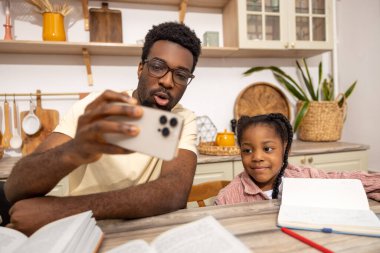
[234,82,291,120]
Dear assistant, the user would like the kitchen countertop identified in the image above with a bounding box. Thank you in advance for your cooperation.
[197,140,369,164]
[0,141,370,179]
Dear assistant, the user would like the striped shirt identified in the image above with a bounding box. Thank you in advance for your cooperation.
[214,163,380,205]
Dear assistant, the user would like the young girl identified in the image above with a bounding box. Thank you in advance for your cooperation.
[215,113,380,205]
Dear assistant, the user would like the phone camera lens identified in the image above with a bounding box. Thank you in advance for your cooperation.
[159,115,167,125]
[170,118,178,127]
[162,127,170,137]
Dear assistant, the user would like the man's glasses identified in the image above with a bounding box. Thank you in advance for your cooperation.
[144,58,194,86]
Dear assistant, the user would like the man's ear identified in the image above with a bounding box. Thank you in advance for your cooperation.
[137,62,143,79]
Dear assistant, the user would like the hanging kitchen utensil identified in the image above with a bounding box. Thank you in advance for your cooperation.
[22,96,41,136]
[20,90,59,155]
[1,96,12,149]
[10,95,22,149]
[89,2,123,43]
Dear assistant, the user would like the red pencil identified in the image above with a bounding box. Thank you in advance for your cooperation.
[281,227,334,253]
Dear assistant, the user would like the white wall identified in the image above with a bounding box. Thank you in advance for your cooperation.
[2,0,377,171]
[336,0,380,171]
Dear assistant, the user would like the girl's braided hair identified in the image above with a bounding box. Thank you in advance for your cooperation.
[236,113,293,199]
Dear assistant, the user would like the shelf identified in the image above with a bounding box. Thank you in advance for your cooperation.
[91,0,230,9]
[0,40,329,58]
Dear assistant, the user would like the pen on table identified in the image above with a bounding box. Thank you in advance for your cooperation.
[281,227,334,253]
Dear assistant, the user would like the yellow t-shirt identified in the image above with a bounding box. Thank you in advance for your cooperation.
[54,91,197,196]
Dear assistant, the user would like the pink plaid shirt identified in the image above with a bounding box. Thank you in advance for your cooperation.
[214,163,380,205]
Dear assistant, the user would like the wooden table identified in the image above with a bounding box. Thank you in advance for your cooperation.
[98,199,380,253]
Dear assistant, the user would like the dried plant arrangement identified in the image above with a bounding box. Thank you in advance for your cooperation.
[26,0,73,16]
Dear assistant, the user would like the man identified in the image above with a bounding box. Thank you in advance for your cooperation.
[4,22,201,235]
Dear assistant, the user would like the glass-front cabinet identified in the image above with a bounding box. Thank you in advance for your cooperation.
[223,0,333,50]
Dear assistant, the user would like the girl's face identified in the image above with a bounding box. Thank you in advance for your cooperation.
[240,124,285,191]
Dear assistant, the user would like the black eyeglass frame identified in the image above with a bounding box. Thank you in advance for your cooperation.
[143,58,195,86]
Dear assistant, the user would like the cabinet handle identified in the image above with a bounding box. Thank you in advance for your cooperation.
[300,158,306,164]
[284,42,289,48]
[308,157,313,164]
[290,42,295,48]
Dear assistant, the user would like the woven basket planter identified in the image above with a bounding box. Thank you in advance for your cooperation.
[296,101,345,142]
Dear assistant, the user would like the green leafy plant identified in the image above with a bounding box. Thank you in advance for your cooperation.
[243,58,357,132]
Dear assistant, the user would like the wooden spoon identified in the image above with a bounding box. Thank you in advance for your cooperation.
[10,97,22,149]
[1,99,12,149]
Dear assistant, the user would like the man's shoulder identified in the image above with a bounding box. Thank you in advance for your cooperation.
[172,103,195,120]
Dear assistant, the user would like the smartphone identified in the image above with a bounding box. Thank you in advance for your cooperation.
[104,105,184,161]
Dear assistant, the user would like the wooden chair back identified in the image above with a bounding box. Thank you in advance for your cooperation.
[187,180,230,207]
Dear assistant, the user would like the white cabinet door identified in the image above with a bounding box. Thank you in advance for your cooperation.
[236,0,287,49]
[288,151,368,172]
[194,162,233,185]
[287,0,333,49]
[225,0,333,50]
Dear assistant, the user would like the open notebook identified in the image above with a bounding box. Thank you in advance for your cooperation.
[278,178,380,237]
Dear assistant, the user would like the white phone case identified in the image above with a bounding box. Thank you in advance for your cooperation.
[104,105,184,161]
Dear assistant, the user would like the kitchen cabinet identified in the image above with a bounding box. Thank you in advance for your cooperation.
[288,150,368,172]
[223,0,333,50]
[195,149,369,184]
[193,162,233,185]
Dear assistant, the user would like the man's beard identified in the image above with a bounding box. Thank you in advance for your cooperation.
[141,99,171,111]
[137,75,176,111]
[140,88,173,111]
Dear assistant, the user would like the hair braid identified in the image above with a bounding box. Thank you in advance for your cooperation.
[267,114,293,199]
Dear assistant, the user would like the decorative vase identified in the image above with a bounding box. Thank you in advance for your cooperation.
[42,12,66,41]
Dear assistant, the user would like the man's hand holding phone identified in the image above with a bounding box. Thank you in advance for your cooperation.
[70,90,143,164]
[104,105,184,161]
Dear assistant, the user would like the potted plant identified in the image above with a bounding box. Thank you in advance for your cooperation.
[243,58,357,141]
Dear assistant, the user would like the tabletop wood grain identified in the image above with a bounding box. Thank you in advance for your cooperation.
[98,199,380,253]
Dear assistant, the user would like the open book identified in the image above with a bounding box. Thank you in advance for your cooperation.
[0,211,103,253]
[278,178,380,237]
[106,216,250,253]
